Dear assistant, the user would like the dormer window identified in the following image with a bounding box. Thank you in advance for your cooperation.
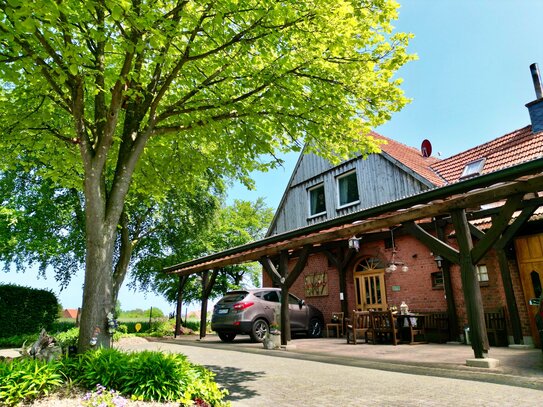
[309,184,326,216]
[337,170,359,208]
[460,158,485,179]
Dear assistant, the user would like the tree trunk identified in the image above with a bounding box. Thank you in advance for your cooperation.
[77,221,116,352]
[77,172,118,353]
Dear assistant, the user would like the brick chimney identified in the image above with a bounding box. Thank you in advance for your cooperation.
[526,63,543,133]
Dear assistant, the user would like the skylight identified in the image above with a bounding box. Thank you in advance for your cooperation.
[460,158,485,179]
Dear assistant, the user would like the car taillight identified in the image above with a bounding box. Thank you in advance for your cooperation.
[233,301,254,311]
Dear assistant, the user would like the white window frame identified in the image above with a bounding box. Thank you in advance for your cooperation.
[460,158,485,179]
[476,264,489,282]
[336,170,360,209]
[308,183,326,218]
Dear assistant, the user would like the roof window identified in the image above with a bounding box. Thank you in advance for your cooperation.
[460,158,485,179]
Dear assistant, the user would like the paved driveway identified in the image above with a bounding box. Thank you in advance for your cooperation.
[118,337,543,406]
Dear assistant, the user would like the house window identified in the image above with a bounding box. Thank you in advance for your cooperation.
[309,184,326,216]
[431,271,444,288]
[460,158,485,179]
[477,264,489,282]
[337,170,359,207]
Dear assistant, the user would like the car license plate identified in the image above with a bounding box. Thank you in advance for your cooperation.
[217,308,229,314]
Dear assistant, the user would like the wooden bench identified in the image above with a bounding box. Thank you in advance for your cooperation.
[418,312,449,343]
[484,307,508,347]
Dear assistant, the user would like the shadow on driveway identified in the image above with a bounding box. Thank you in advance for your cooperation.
[201,364,265,401]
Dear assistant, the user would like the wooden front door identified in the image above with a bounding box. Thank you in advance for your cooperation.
[353,257,388,311]
[514,234,543,347]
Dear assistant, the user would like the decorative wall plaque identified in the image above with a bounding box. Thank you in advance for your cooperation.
[304,272,328,297]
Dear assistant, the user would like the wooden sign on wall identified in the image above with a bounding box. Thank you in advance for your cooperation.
[304,272,328,297]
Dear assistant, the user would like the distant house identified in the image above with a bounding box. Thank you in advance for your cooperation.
[63,308,79,319]
[165,65,543,353]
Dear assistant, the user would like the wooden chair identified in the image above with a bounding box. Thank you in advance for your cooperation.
[369,310,401,345]
[399,313,427,344]
[326,312,344,338]
[346,311,373,344]
[484,307,508,346]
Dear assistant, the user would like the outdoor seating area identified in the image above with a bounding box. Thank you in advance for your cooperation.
[342,309,426,345]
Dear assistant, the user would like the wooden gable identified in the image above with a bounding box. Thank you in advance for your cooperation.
[268,145,437,236]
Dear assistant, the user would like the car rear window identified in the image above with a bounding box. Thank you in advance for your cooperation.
[219,292,248,304]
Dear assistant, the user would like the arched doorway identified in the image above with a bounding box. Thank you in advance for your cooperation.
[353,256,388,311]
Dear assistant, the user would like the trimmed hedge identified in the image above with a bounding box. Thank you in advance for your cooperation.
[0,284,59,338]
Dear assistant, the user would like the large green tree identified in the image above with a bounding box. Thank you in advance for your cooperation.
[0,0,413,351]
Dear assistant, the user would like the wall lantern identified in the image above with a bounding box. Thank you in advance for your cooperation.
[434,254,444,270]
[348,236,360,251]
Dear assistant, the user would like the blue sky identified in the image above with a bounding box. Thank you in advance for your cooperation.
[3,0,543,313]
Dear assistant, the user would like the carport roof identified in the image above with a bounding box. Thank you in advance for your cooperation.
[164,157,543,276]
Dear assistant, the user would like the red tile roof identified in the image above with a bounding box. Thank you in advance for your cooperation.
[63,308,79,319]
[430,126,543,183]
[370,131,445,186]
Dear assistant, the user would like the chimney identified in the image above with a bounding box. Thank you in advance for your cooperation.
[526,63,543,133]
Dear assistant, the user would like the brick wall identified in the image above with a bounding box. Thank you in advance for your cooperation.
[261,232,533,339]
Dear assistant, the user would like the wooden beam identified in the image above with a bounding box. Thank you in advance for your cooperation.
[497,248,524,344]
[324,247,356,321]
[451,209,489,358]
[260,257,281,285]
[279,251,290,345]
[495,203,539,250]
[436,221,459,341]
[403,221,460,263]
[471,194,523,264]
[285,245,311,288]
[170,173,543,276]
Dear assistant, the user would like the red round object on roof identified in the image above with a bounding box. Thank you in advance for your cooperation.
[421,139,432,157]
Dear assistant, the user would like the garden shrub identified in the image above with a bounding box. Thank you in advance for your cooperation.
[51,319,77,333]
[0,357,64,406]
[66,348,229,405]
[0,284,59,338]
[55,327,80,352]
[0,332,39,348]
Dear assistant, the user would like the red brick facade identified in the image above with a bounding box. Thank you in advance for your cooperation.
[263,232,533,342]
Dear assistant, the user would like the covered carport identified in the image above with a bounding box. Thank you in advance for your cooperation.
[164,158,543,361]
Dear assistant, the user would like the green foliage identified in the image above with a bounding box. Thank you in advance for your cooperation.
[54,328,80,351]
[148,319,175,337]
[0,0,413,352]
[0,333,39,348]
[51,319,77,333]
[0,358,64,406]
[119,308,164,319]
[66,349,229,405]
[0,284,59,338]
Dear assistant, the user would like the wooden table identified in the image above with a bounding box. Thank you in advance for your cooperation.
[395,313,427,344]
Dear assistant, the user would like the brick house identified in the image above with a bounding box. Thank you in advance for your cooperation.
[166,65,543,353]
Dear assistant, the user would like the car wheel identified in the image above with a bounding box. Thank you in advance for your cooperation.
[217,332,236,342]
[307,318,323,338]
[250,319,269,342]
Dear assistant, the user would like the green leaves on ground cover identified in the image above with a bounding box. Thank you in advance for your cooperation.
[0,358,64,406]
[66,348,229,405]
[1,348,228,405]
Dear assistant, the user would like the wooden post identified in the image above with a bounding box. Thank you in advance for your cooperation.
[175,275,188,338]
[496,248,523,344]
[451,209,489,358]
[436,220,459,341]
[279,250,290,345]
[199,271,208,339]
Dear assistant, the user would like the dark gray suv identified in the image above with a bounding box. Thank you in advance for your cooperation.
[211,288,324,342]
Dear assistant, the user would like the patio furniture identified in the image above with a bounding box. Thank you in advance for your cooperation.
[326,312,344,338]
[369,310,401,345]
[396,313,427,344]
[484,307,508,346]
[346,311,373,344]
